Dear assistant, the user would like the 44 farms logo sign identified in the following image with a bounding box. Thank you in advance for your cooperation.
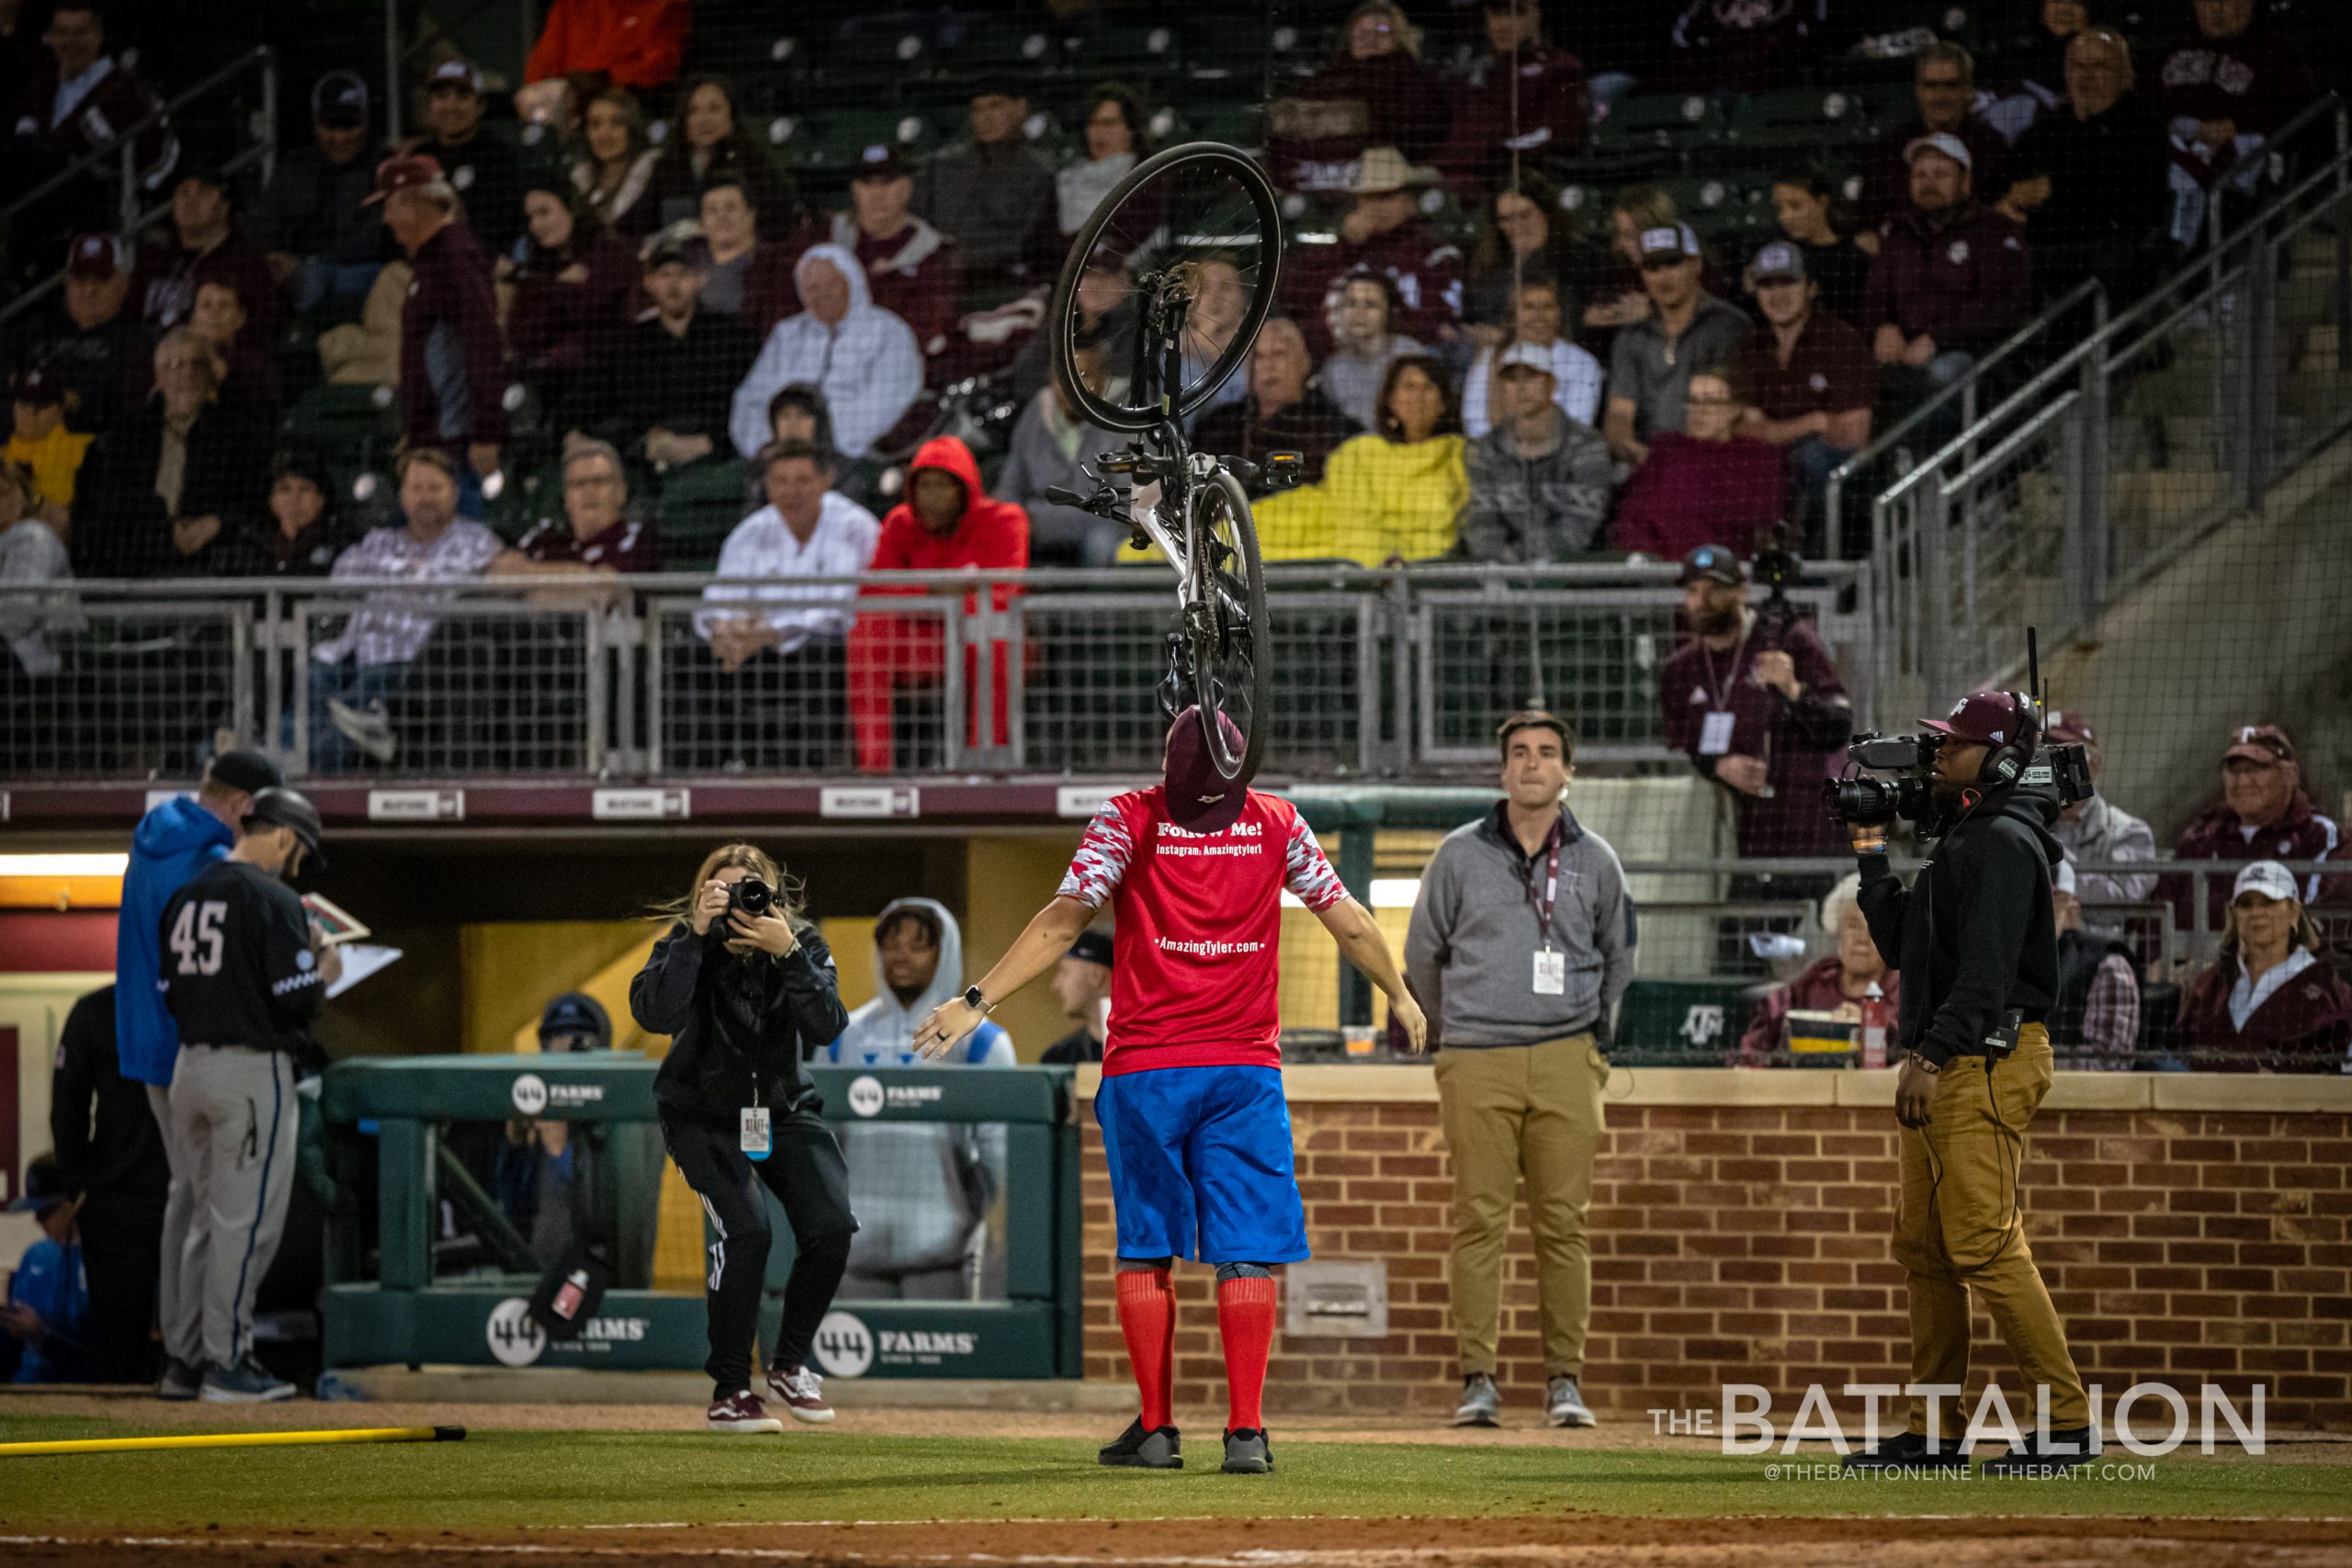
[484,1297,649,1366]
[810,1310,981,1379]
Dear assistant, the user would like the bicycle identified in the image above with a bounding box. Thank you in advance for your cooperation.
[1041,141,1299,786]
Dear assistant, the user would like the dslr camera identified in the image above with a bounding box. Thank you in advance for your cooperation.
[728,875,775,919]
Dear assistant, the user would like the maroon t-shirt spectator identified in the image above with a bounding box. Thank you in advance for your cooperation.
[504,227,638,377]
[1855,116,2009,233]
[1657,613,1852,858]
[1861,202,2031,355]
[2177,951,2352,1073]
[1611,432,1785,560]
[1729,310,1876,424]
[514,513,661,572]
[832,214,963,378]
[1268,52,1450,191]
[1438,43,1590,189]
[1668,0,1849,96]
[2165,790,2346,934]
[400,220,508,449]
[2151,21,2318,140]
[128,231,283,347]
[1282,221,1465,359]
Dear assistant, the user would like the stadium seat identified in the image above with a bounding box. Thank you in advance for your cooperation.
[1725,87,1879,158]
[1589,92,1726,167]
[654,458,752,572]
[1614,976,1763,1066]
[279,382,400,471]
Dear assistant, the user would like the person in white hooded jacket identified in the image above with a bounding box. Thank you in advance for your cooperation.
[729,243,923,462]
[821,897,1014,1299]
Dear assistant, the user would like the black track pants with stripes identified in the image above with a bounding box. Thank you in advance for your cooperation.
[661,1109,856,1396]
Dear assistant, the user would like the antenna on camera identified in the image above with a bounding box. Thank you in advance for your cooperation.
[2027,626,2043,721]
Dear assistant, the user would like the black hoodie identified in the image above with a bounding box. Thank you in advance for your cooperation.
[630,922,848,1126]
[1856,784,2063,1068]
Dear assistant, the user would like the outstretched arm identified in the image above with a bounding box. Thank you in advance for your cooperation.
[915,896,1095,1060]
[1315,897,1427,1053]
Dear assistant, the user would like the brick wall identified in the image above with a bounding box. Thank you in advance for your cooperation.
[1075,1070,2352,1430]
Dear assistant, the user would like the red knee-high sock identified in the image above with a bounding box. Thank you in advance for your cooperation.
[1216,1274,1279,1433]
[1115,1268,1175,1430]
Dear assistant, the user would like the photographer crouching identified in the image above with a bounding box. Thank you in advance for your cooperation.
[630,845,855,1435]
[1830,691,2095,1477]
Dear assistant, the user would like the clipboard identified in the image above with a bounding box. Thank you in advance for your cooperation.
[300,893,370,946]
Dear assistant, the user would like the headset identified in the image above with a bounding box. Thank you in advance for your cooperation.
[1973,690,2043,788]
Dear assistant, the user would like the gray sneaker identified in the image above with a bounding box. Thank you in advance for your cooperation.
[1546,1375,1597,1428]
[1453,1372,1501,1427]
[156,1356,204,1402]
[201,1354,296,1404]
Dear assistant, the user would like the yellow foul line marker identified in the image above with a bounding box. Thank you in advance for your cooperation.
[0,1425,465,1459]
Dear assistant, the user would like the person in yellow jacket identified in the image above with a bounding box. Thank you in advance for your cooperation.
[1252,355,1467,566]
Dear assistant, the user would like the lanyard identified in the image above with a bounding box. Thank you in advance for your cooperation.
[1699,620,1751,711]
[1523,814,1566,951]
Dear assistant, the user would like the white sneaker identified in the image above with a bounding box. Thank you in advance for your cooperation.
[1547,1374,1597,1428]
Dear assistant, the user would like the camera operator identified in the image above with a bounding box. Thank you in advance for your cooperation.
[1658,543,1853,901]
[629,844,855,1436]
[1837,691,2093,1477]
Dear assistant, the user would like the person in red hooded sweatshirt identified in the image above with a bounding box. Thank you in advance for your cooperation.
[848,436,1028,773]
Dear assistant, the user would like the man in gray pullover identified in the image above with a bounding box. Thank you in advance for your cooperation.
[1406,710,1636,1431]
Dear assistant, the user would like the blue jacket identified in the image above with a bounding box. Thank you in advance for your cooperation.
[117,797,233,1086]
[6,1236,93,1383]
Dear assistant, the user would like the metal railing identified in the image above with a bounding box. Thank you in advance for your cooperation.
[0,46,277,330]
[0,564,1868,784]
[1860,98,2352,716]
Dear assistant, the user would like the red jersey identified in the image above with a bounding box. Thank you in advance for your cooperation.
[1058,787,1349,1076]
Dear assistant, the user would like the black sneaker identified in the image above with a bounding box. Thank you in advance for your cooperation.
[1221,1427,1273,1474]
[1841,1429,1969,1472]
[1098,1416,1182,1469]
[1978,1427,2098,1477]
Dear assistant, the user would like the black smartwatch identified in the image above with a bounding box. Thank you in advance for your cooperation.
[964,985,992,1015]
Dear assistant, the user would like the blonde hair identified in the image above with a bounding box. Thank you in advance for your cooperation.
[1343,1,1422,59]
[2219,894,2320,963]
[653,841,809,932]
[1613,184,1678,235]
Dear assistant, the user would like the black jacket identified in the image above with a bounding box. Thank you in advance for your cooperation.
[157,860,327,1057]
[49,986,170,1206]
[630,923,848,1126]
[69,397,270,580]
[1857,784,2062,1067]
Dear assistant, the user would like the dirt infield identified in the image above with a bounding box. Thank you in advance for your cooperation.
[8,1514,2352,1567]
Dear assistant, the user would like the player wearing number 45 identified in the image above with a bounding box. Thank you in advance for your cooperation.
[918,709,1427,1476]
[1405,712,1636,1431]
[156,787,339,1404]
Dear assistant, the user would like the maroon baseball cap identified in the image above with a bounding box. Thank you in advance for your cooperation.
[2222,723,2294,765]
[1162,705,1249,833]
[1921,690,2034,749]
[11,365,62,407]
[363,152,445,205]
[65,232,126,278]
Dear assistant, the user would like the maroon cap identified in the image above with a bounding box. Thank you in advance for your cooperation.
[1920,690,2035,750]
[2043,709,2095,747]
[1162,705,1249,833]
[2222,723,2294,765]
[363,152,446,205]
[65,232,126,278]
[11,365,62,407]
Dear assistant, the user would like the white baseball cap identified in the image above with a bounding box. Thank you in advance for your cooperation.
[2233,861,2300,905]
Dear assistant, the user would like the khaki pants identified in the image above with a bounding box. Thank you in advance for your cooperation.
[1435,1033,1608,1378]
[1894,1024,2089,1436]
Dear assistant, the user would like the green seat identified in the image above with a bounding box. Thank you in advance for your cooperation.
[1591,92,1727,159]
[1726,87,1878,155]
[655,458,752,572]
[1615,977,1765,1067]
[280,382,400,471]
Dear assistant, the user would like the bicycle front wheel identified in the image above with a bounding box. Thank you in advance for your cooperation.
[1050,141,1284,434]
[1188,469,1271,784]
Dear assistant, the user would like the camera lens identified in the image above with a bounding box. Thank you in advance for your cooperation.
[731,877,773,917]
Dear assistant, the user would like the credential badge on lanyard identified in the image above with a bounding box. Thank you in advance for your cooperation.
[1529,817,1567,996]
[741,1077,772,1160]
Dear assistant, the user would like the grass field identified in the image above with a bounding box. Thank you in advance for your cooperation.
[1,1409,2347,1529]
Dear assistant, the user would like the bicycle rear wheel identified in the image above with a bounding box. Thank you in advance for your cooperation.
[1050,142,1284,434]
[1187,469,1270,784]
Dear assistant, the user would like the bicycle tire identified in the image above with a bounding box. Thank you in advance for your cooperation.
[1189,468,1271,784]
[1050,141,1284,434]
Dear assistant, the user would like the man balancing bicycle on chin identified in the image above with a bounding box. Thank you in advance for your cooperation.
[916,708,1427,1475]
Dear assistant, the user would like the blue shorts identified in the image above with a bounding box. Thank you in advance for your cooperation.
[1093,1064,1309,1265]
